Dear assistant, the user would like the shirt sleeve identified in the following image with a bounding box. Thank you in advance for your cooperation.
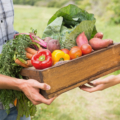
[14,30,19,34]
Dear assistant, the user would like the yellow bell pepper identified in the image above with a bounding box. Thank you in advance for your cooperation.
[52,50,70,65]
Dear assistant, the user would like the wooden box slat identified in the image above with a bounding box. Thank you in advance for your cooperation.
[21,43,120,99]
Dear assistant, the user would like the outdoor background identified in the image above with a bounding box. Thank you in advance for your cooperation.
[13,0,120,120]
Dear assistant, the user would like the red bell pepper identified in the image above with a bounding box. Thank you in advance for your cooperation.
[31,49,52,69]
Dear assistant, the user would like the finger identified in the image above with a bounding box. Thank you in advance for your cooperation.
[80,85,93,90]
[27,96,42,105]
[33,98,55,105]
[32,101,42,105]
[40,96,55,105]
[34,83,51,90]
[80,84,104,93]
[34,94,56,105]
[80,85,91,89]
[92,79,107,85]
[29,95,55,105]
[93,75,115,85]
[88,82,96,87]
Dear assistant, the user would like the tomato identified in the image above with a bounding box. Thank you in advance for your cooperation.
[69,46,82,59]
[61,48,70,54]
[81,44,92,55]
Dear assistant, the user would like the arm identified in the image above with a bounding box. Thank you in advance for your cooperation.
[0,74,55,105]
[80,74,120,92]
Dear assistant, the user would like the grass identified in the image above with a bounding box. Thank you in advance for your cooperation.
[14,5,58,37]
[14,5,120,120]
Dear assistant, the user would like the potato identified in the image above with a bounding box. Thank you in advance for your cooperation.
[89,38,113,50]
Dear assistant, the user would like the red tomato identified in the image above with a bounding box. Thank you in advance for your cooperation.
[61,48,70,54]
[69,46,82,59]
[81,44,92,55]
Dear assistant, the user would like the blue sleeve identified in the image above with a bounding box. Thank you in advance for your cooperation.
[14,30,19,34]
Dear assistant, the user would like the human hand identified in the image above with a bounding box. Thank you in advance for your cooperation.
[80,75,120,93]
[19,79,56,105]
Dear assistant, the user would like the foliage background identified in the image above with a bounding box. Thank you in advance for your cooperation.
[13,0,120,119]
[13,0,120,24]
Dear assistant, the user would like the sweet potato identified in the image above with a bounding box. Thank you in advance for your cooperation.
[76,32,88,47]
[89,38,112,50]
[94,32,103,39]
[104,39,113,45]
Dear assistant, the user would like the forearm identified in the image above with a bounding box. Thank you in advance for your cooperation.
[0,74,55,105]
[115,74,120,84]
[80,74,120,92]
[0,74,24,91]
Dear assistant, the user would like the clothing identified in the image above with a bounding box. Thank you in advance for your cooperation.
[0,107,30,120]
[0,0,15,109]
[0,0,15,53]
[0,103,14,109]
[0,0,31,120]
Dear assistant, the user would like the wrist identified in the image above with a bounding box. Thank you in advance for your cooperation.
[16,79,27,91]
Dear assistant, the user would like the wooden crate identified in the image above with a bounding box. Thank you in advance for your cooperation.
[20,43,120,99]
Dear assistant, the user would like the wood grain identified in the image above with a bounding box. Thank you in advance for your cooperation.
[21,43,120,98]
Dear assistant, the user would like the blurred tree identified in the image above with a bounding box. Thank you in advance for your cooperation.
[77,0,90,10]
[110,0,120,24]
[47,0,75,8]
[13,0,40,6]
[89,0,111,17]
[13,0,82,7]
[13,0,120,25]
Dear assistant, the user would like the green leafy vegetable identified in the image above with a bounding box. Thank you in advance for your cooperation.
[0,34,36,120]
[42,4,97,50]
[60,20,96,49]
[42,17,63,40]
[47,4,95,27]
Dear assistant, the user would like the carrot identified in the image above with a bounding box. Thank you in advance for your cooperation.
[26,52,33,59]
[15,59,28,68]
[14,98,17,106]
[25,47,37,55]
[26,60,32,67]
[38,47,43,51]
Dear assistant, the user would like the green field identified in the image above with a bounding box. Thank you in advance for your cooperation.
[14,5,120,120]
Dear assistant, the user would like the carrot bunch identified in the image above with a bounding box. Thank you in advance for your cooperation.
[14,47,39,68]
[13,47,40,107]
